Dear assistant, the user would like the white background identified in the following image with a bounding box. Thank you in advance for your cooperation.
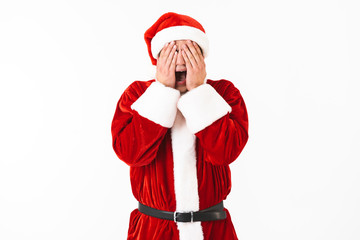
[1,0,359,239]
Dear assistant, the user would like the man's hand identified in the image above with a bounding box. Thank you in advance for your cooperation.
[156,41,178,88]
[181,40,206,91]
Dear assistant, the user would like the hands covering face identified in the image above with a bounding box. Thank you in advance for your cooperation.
[155,40,206,92]
[155,41,177,88]
[180,40,207,91]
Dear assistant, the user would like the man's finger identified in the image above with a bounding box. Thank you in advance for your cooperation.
[158,42,169,62]
[166,44,177,68]
[192,42,204,60]
[186,40,201,64]
[182,44,195,68]
[170,51,177,71]
[161,41,175,63]
[181,49,193,68]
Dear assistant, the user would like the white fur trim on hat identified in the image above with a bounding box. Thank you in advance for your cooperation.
[131,81,180,128]
[151,26,209,60]
[177,83,232,134]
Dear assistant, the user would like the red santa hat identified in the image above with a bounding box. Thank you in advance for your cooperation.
[144,12,209,65]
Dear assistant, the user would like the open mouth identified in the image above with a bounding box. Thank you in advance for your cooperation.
[175,71,187,84]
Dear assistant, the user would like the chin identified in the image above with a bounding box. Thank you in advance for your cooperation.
[176,85,188,93]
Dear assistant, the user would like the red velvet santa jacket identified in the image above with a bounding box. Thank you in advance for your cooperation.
[111,79,249,240]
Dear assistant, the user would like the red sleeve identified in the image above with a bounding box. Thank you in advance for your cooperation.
[178,80,249,166]
[111,80,179,167]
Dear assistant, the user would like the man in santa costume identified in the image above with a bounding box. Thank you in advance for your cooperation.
[111,12,249,240]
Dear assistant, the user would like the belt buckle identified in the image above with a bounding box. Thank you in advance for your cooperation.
[174,211,194,222]
[174,211,178,222]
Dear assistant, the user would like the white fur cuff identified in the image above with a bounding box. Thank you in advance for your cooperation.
[177,84,232,133]
[131,81,180,128]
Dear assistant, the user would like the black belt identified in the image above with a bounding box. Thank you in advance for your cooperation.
[138,201,226,222]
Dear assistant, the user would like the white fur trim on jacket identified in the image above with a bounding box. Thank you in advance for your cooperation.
[177,83,232,134]
[131,81,180,128]
[151,25,209,60]
[171,110,204,240]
